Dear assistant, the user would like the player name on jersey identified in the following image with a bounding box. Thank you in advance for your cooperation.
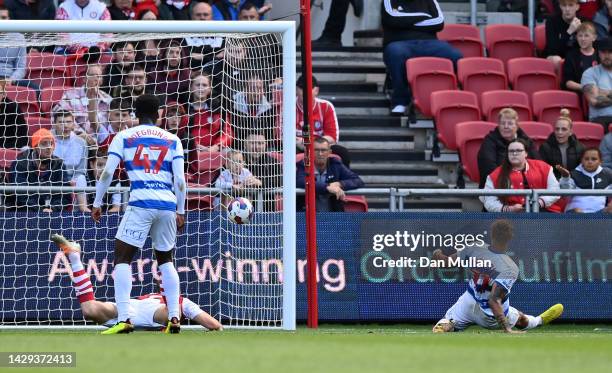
[372,256,492,269]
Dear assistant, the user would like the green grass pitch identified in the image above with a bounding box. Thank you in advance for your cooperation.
[1,324,611,373]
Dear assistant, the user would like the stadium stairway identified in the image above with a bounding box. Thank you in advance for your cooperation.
[297,45,475,212]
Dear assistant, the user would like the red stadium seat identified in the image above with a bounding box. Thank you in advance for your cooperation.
[481,90,532,122]
[519,121,553,150]
[457,57,507,103]
[26,52,71,89]
[507,58,558,101]
[531,90,583,124]
[25,116,53,136]
[40,87,67,115]
[343,195,368,212]
[430,90,480,150]
[572,122,605,148]
[456,121,498,183]
[484,24,534,66]
[406,57,457,117]
[437,24,484,58]
[535,24,546,56]
[190,151,222,185]
[5,85,39,115]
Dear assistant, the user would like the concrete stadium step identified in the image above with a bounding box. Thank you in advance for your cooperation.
[310,72,386,83]
[298,50,383,61]
[360,174,443,184]
[318,81,379,94]
[318,94,389,109]
[300,63,387,75]
[340,140,413,151]
[350,162,439,177]
[338,115,408,128]
[335,106,390,115]
[340,127,415,142]
[351,149,426,162]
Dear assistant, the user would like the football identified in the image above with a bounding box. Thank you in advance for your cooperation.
[227,197,254,224]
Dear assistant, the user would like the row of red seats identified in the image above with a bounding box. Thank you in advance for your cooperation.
[407,56,565,117]
[6,85,76,118]
[457,122,612,184]
[431,89,585,151]
[25,52,114,89]
[438,24,546,61]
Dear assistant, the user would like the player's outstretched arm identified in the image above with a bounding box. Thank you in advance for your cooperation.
[488,283,524,334]
[92,145,121,222]
[182,298,223,331]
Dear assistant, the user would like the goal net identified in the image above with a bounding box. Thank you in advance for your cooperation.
[0,21,296,330]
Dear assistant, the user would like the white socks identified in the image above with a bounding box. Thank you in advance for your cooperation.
[114,263,132,322]
[524,315,542,330]
[159,262,181,320]
[67,252,83,272]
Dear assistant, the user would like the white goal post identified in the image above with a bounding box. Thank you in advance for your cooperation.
[0,20,296,330]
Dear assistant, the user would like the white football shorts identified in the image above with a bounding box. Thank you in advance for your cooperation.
[443,291,520,331]
[103,298,164,329]
[115,206,177,251]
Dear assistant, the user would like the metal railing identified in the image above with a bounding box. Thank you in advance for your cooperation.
[1,185,611,213]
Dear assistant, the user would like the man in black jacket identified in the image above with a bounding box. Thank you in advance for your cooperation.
[0,80,28,149]
[381,0,462,115]
[296,137,364,212]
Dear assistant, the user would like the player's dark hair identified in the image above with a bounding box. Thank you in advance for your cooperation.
[134,94,160,123]
[491,219,514,245]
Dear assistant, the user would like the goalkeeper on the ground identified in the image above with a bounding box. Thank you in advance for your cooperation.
[51,234,222,331]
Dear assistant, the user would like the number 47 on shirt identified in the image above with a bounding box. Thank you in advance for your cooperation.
[132,144,169,174]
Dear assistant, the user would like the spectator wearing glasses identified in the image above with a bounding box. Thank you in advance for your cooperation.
[481,138,561,213]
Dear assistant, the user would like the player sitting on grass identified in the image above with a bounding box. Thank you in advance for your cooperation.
[431,220,564,334]
[51,233,222,332]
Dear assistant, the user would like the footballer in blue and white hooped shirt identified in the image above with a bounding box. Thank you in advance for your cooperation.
[92,94,186,334]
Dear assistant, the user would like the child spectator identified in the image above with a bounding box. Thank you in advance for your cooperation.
[477,108,540,188]
[51,110,90,212]
[558,148,612,212]
[562,21,598,92]
[6,128,69,212]
[545,0,581,70]
[96,98,133,146]
[214,149,262,208]
[0,79,28,149]
[185,71,233,154]
[87,151,124,213]
[481,138,561,212]
[539,109,586,179]
[160,101,190,170]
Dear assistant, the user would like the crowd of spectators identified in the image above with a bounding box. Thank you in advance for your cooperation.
[0,0,367,213]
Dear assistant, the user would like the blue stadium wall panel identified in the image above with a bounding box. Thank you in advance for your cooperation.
[0,212,610,323]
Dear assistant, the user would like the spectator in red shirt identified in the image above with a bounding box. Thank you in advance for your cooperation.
[296,74,350,166]
[185,71,233,155]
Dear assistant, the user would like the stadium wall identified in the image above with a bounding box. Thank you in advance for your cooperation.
[0,213,610,323]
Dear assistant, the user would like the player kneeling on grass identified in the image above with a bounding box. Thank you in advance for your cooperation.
[52,234,222,332]
[431,220,563,334]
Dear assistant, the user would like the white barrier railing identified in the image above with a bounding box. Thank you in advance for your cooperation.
[1,186,611,213]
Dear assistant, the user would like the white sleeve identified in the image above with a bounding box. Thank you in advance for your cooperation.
[540,167,560,208]
[559,176,576,189]
[93,154,120,208]
[480,175,504,212]
[172,139,186,214]
[181,297,204,320]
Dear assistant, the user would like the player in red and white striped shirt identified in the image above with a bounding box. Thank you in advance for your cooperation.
[51,234,222,331]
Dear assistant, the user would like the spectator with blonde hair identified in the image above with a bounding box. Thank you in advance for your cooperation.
[562,21,598,93]
[540,109,585,179]
[477,108,539,188]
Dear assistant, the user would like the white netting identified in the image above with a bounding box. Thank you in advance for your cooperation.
[0,28,290,328]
